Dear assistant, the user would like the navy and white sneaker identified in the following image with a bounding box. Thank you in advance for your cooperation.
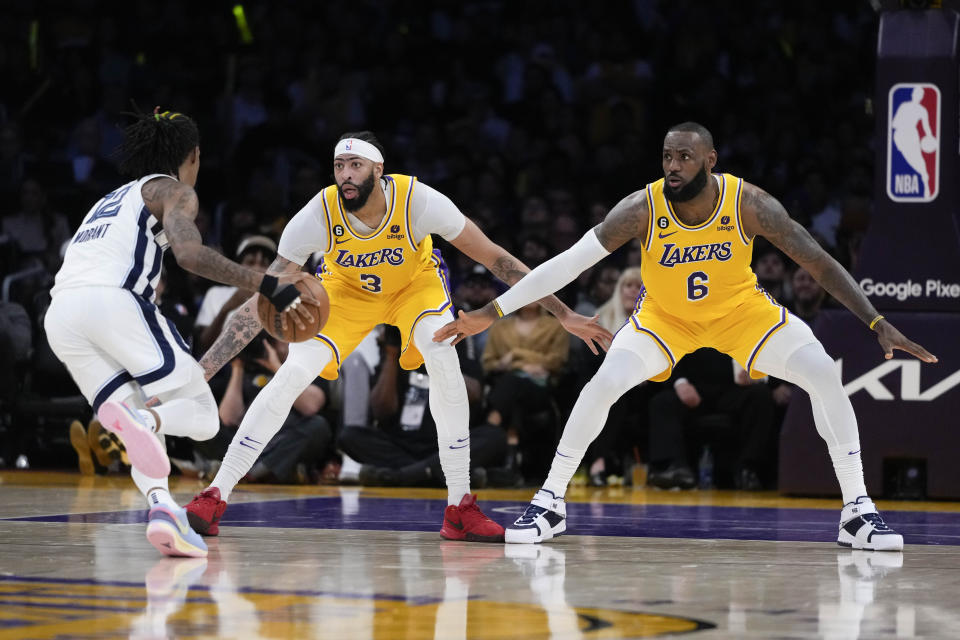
[505,489,566,544]
[837,496,903,551]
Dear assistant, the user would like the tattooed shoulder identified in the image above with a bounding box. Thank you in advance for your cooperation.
[742,183,821,263]
[594,190,648,251]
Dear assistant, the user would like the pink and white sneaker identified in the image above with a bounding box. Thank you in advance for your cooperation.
[97,400,169,478]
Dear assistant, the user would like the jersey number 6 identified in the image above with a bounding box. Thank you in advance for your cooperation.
[360,273,382,293]
[687,271,709,301]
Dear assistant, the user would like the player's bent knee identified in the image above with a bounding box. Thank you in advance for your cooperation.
[263,362,316,410]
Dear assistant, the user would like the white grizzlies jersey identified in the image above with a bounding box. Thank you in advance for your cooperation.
[51,173,172,302]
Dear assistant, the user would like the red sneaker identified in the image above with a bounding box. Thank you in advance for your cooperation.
[185,487,228,536]
[440,494,505,542]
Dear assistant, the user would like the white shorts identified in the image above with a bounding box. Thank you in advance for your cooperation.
[45,287,202,411]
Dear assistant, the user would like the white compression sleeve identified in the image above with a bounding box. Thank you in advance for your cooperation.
[495,230,609,316]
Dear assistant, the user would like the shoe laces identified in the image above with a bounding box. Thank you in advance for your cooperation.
[862,512,893,531]
[516,504,548,526]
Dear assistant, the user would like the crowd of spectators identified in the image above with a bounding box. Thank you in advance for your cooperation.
[0,1,877,488]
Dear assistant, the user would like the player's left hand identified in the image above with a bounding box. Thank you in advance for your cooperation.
[559,312,613,355]
[875,320,938,363]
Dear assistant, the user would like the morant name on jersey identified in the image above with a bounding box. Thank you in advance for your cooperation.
[657,241,733,268]
[334,247,405,268]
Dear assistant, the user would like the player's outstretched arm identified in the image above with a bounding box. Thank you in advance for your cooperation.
[435,191,648,348]
[741,184,937,363]
[447,219,612,353]
[145,177,314,321]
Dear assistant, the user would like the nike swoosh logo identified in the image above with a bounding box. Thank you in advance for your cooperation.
[334,238,350,245]
[658,231,678,239]
[448,444,469,449]
[848,449,861,455]
[445,517,464,530]
[456,437,469,443]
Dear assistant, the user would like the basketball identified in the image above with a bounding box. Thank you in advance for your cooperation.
[257,276,329,342]
[920,136,937,153]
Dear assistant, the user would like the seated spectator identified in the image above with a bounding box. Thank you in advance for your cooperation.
[752,241,791,308]
[193,234,275,352]
[789,266,825,324]
[574,264,621,318]
[647,348,777,491]
[452,265,499,355]
[482,300,568,482]
[0,300,32,407]
[2,178,71,273]
[338,325,505,487]
[198,333,334,484]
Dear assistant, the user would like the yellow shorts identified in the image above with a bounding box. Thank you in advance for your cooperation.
[626,288,788,382]
[312,261,452,380]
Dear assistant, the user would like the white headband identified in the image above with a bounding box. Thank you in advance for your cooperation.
[334,138,384,163]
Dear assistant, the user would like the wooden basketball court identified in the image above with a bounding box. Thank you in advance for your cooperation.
[1,471,958,638]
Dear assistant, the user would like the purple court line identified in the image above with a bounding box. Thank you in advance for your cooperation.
[6,497,960,545]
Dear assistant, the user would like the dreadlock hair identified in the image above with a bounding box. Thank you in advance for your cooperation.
[337,131,385,159]
[118,108,200,179]
[666,121,715,151]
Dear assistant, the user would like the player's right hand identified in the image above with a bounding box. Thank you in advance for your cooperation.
[433,307,497,346]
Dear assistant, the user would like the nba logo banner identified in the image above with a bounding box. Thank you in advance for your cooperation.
[887,83,940,202]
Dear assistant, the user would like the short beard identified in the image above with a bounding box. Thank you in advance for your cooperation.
[338,173,377,212]
[664,165,708,203]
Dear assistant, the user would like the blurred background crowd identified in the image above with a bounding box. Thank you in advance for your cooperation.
[0,0,881,491]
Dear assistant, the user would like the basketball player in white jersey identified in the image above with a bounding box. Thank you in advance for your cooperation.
[184,131,611,542]
[45,109,316,557]
[437,122,937,551]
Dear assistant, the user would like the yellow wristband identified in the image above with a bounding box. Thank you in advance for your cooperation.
[492,300,504,318]
[868,314,884,331]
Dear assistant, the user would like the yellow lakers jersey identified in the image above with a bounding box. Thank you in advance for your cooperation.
[639,173,760,321]
[316,174,434,295]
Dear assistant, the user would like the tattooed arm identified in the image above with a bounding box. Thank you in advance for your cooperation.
[433,191,647,347]
[197,256,306,380]
[740,183,936,362]
[143,177,264,291]
[740,183,875,323]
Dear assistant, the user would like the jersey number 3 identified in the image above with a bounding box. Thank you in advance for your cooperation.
[687,271,709,301]
[360,273,382,293]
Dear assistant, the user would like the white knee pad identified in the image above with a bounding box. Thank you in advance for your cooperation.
[262,361,317,414]
[413,316,467,405]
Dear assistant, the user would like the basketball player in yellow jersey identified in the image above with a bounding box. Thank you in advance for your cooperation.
[438,122,938,550]
[185,131,611,543]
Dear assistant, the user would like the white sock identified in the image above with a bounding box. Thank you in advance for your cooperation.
[829,443,869,505]
[131,466,176,509]
[147,487,178,511]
